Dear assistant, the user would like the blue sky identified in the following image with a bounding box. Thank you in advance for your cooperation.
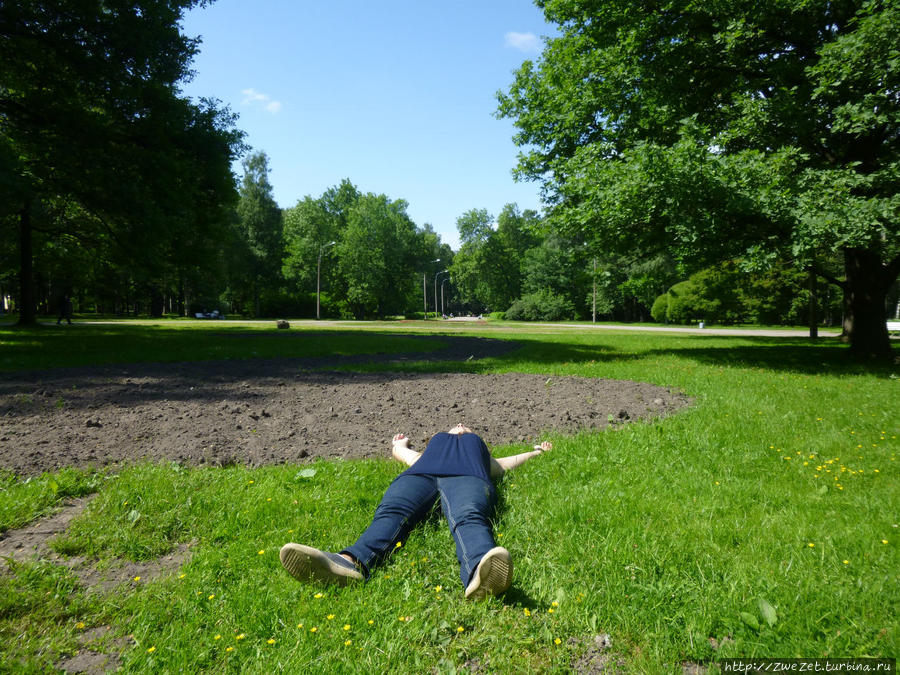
[179,0,555,250]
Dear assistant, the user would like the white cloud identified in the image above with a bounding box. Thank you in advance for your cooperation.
[241,87,283,114]
[504,31,540,53]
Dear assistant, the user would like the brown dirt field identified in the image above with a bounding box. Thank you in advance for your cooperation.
[0,334,689,477]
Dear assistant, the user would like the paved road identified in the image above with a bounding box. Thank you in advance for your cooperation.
[34,318,844,338]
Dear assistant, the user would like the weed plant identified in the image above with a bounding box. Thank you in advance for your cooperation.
[0,324,896,672]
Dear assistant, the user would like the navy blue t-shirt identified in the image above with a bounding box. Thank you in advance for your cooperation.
[400,432,492,482]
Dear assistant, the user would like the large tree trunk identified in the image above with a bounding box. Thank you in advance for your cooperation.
[842,247,892,357]
[17,202,37,326]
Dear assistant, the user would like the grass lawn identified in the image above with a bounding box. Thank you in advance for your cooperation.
[0,321,897,673]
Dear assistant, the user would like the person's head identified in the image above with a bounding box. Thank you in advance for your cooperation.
[448,423,473,435]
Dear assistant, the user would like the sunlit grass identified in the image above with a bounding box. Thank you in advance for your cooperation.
[0,323,896,671]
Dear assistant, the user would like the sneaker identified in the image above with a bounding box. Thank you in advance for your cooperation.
[279,543,363,585]
[464,546,512,600]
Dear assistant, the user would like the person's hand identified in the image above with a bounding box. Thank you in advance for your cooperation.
[533,441,553,453]
[392,433,410,449]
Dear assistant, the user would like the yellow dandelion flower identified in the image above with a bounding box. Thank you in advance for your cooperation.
[552,601,559,607]
[297,623,303,629]
[554,638,562,645]
[214,635,221,640]
[882,539,889,545]
[75,622,85,629]
[178,574,186,579]
[208,594,215,600]
[235,633,245,641]
[226,646,233,652]
[310,627,318,633]
[345,639,352,646]
[524,608,531,616]
[368,620,374,625]
[258,550,265,555]
[548,608,555,613]
[327,614,335,620]
[395,541,402,548]
[147,646,156,653]
[457,626,464,633]
[248,480,254,484]
[843,560,849,565]
[267,639,275,645]
[133,576,141,582]
[808,543,815,548]
[435,585,442,592]
[343,624,351,631]
[267,498,272,502]
[314,593,324,599]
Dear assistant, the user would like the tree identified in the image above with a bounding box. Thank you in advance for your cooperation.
[234,151,283,316]
[1,0,243,324]
[337,193,421,318]
[450,205,543,313]
[283,179,359,296]
[498,0,899,356]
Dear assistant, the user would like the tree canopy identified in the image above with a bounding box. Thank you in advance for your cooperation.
[1,0,244,323]
[497,0,899,355]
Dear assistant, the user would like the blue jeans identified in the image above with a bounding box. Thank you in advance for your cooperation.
[344,474,497,588]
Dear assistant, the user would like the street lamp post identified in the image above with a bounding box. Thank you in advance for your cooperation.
[434,270,448,320]
[592,257,597,324]
[441,278,450,316]
[424,259,440,319]
[317,241,336,320]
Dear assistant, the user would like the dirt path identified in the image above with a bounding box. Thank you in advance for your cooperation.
[0,334,689,476]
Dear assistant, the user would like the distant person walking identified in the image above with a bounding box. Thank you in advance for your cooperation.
[57,294,73,325]
[280,424,552,600]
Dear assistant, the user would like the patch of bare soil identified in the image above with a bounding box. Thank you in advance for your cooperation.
[0,496,193,592]
[56,624,131,674]
[0,335,689,477]
[0,497,190,673]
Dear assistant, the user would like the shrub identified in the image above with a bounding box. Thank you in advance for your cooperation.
[506,290,575,321]
[650,293,669,322]
[487,311,506,321]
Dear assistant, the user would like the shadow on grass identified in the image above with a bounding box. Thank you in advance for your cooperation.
[645,336,898,376]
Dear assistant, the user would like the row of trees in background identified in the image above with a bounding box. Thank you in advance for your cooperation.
[5,125,849,325]
[3,1,896,355]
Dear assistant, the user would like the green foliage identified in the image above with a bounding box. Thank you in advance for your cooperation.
[280,181,445,319]
[505,289,575,321]
[650,293,669,323]
[451,205,543,313]
[498,0,900,355]
[655,260,843,326]
[1,0,244,323]
[230,151,284,317]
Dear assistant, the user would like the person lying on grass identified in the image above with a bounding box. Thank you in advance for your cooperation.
[280,423,552,601]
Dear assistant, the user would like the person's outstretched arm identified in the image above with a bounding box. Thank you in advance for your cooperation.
[391,433,421,466]
[489,441,552,479]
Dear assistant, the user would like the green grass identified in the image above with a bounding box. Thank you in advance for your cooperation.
[0,323,897,672]
[0,321,444,371]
